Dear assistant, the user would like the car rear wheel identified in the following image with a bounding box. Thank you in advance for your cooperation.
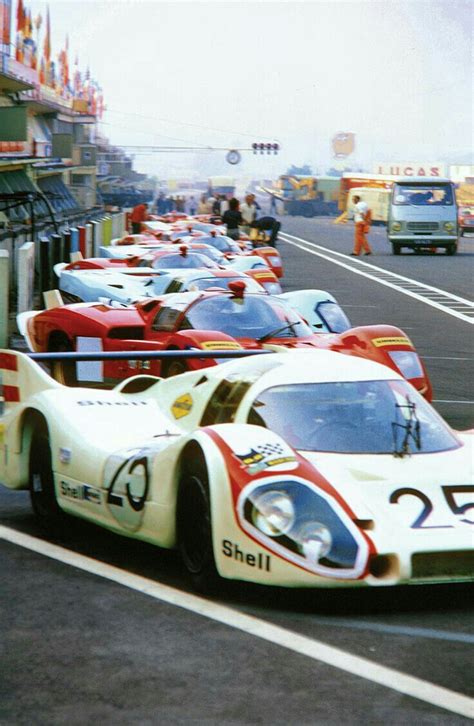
[29,428,64,528]
[177,457,219,593]
[49,334,78,386]
[161,356,188,378]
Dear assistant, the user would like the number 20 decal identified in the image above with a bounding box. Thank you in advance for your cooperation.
[389,486,474,529]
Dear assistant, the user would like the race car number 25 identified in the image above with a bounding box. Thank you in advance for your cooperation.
[389,485,474,529]
[106,454,149,532]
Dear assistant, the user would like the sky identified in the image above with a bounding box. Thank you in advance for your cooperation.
[39,0,473,178]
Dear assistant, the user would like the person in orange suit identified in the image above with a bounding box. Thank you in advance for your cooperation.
[130,203,149,234]
[351,195,372,256]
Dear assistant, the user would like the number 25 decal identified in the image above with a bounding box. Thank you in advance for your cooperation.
[389,486,474,529]
[106,455,149,532]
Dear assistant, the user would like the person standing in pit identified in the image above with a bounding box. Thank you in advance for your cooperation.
[351,195,372,256]
[240,193,258,234]
[222,197,243,240]
[130,202,149,234]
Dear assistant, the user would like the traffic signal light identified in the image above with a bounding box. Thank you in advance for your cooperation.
[252,143,279,154]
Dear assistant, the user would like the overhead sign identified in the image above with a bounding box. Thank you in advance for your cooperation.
[332,132,355,158]
[373,162,446,177]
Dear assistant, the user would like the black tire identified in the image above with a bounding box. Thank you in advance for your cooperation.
[49,334,78,386]
[177,456,219,593]
[161,355,188,378]
[446,243,457,255]
[392,243,401,255]
[29,428,63,527]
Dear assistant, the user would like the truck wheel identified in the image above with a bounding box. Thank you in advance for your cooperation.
[177,457,219,593]
[29,429,64,527]
[392,243,401,255]
[446,243,458,255]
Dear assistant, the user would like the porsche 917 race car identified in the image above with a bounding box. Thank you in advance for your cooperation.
[18,287,432,399]
[0,348,472,591]
[54,267,266,305]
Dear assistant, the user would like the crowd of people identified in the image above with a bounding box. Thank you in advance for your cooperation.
[139,190,281,247]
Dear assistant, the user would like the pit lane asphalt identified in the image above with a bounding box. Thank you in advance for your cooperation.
[1,217,473,725]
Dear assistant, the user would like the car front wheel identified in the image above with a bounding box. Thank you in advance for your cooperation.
[177,458,219,593]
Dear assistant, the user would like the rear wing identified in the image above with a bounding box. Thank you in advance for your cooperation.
[1,348,273,410]
[0,350,60,413]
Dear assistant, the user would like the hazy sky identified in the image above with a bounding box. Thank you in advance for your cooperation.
[44,0,473,178]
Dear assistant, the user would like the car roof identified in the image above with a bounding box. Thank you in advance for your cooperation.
[209,349,399,388]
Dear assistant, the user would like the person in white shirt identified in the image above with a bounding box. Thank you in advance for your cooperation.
[351,195,372,256]
[240,193,258,232]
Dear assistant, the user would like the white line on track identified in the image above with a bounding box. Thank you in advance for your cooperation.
[1,525,473,720]
[433,400,474,405]
[279,232,474,324]
[306,617,474,644]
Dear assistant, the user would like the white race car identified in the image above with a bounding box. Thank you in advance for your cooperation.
[1,348,472,591]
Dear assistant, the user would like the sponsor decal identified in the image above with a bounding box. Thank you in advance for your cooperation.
[253,272,270,280]
[59,447,72,465]
[200,341,242,351]
[235,442,297,475]
[372,336,411,348]
[222,539,271,571]
[60,480,102,505]
[171,393,193,419]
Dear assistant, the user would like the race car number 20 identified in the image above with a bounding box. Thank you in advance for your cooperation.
[390,485,474,529]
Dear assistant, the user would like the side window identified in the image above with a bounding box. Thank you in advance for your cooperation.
[165,280,184,294]
[151,307,182,332]
[201,380,252,426]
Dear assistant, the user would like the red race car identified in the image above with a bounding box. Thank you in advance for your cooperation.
[21,283,432,399]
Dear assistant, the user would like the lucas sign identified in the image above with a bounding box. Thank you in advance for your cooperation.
[373,162,446,177]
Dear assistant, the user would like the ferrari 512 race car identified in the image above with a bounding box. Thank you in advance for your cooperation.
[18,287,432,399]
[0,348,472,591]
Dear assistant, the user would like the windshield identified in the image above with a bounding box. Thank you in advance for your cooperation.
[182,295,312,339]
[393,184,453,206]
[187,276,262,293]
[316,302,351,333]
[247,380,459,454]
[152,253,216,269]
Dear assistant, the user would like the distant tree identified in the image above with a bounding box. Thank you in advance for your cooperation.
[286,164,312,176]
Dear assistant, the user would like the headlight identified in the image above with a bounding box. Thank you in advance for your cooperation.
[251,490,295,536]
[388,350,424,379]
[296,522,332,563]
[391,222,402,232]
[444,222,454,232]
[238,478,369,579]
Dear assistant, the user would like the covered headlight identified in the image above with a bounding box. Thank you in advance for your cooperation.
[263,282,283,295]
[252,490,295,536]
[391,222,402,232]
[297,522,332,562]
[388,350,424,379]
[444,222,454,232]
[238,478,369,579]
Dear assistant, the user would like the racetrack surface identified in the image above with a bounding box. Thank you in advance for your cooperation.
[1,217,473,725]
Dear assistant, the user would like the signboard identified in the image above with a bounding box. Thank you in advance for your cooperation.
[0,0,11,55]
[373,162,446,177]
[332,132,355,158]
